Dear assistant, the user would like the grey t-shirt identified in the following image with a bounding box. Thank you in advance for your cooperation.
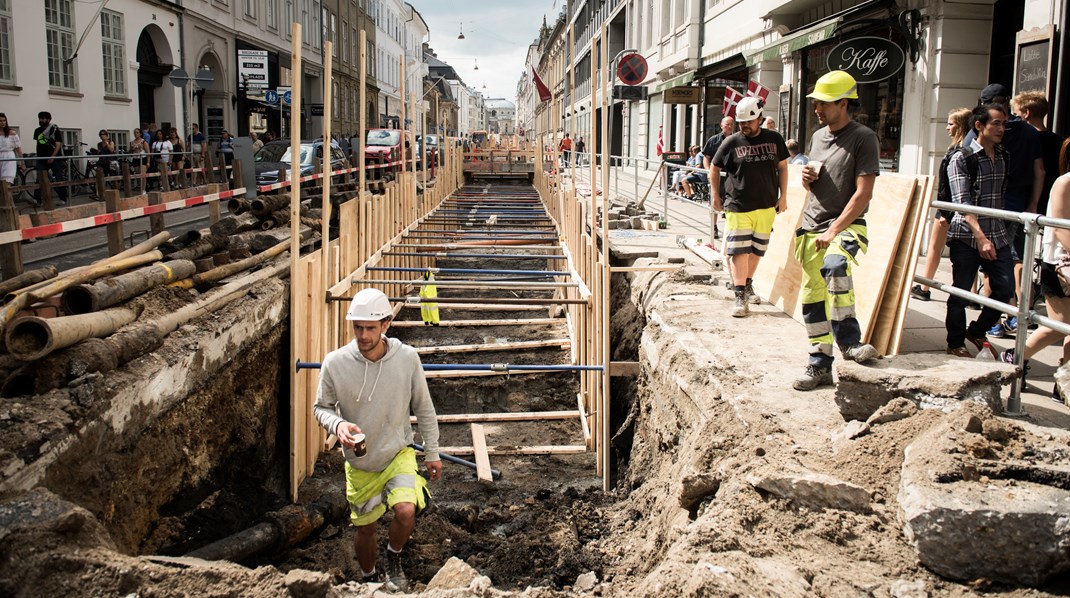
[801,120,880,232]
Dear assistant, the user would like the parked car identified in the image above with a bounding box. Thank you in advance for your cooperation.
[364,128,414,181]
[254,139,347,185]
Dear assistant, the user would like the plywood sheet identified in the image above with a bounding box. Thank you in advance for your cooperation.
[889,176,936,354]
[752,168,921,345]
[868,180,925,354]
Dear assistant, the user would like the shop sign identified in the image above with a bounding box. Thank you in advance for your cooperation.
[238,49,269,90]
[664,86,701,105]
[826,37,905,83]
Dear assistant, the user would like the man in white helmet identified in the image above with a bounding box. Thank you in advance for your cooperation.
[314,288,442,592]
[709,95,789,317]
[793,70,880,391]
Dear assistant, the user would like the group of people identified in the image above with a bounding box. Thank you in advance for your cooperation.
[557,133,587,166]
[904,84,1067,401]
[0,111,71,205]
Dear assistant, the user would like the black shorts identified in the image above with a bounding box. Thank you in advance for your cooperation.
[1038,261,1067,299]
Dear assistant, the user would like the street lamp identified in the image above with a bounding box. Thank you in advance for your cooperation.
[458,22,465,40]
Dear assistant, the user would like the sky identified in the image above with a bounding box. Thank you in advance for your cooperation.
[412,0,562,103]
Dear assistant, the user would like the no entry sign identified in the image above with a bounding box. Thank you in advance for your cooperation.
[617,53,648,86]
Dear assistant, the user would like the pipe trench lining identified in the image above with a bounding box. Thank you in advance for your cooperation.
[5,317,52,359]
[60,286,97,315]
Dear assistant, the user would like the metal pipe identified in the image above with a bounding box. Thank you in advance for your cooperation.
[296,360,603,372]
[367,266,569,275]
[383,252,567,260]
[327,295,590,305]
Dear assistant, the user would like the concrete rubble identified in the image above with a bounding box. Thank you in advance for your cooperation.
[835,353,1018,421]
[748,467,873,513]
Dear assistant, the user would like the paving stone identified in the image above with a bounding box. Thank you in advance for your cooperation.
[427,556,481,590]
[835,353,1016,421]
[898,407,1070,585]
[748,467,872,513]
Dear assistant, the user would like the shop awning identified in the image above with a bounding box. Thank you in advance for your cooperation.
[696,53,747,80]
[745,18,841,66]
[653,72,695,94]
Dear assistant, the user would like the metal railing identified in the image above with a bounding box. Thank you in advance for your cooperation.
[915,200,1070,415]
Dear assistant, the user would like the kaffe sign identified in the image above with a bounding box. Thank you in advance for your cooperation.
[664,86,701,105]
[826,36,905,83]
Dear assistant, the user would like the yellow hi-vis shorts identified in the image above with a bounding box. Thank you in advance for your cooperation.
[724,207,776,256]
[344,447,430,527]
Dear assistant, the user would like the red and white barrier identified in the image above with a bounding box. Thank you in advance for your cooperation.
[255,158,409,193]
[0,187,245,246]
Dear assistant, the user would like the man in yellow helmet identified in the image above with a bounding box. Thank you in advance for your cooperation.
[792,70,880,391]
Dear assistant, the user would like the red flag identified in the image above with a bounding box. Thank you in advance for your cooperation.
[722,87,744,117]
[747,80,770,104]
[532,66,552,103]
[656,125,664,157]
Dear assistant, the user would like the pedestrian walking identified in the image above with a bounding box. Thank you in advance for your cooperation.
[94,129,116,200]
[792,70,880,391]
[558,133,572,167]
[130,127,148,192]
[911,107,972,302]
[575,137,586,165]
[170,129,185,187]
[703,116,736,238]
[150,129,172,190]
[0,113,25,185]
[314,288,441,593]
[944,104,1015,358]
[1000,137,1070,402]
[33,111,67,205]
[709,96,789,317]
[188,123,207,185]
[250,130,264,153]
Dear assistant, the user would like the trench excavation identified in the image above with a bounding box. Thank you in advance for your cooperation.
[123,183,610,590]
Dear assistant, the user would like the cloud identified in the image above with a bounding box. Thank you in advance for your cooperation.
[413,0,560,103]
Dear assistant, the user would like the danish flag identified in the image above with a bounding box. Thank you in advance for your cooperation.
[722,87,744,117]
[747,80,771,104]
[655,125,664,157]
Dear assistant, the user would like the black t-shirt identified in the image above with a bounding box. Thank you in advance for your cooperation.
[34,123,62,159]
[701,133,727,171]
[1038,129,1065,215]
[712,129,789,213]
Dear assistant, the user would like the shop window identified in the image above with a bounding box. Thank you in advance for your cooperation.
[800,29,905,173]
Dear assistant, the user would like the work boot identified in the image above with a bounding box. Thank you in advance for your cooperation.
[382,549,408,593]
[793,365,833,391]
[842,343,878,363]
[745,281,760,305]
[731,290,748,318]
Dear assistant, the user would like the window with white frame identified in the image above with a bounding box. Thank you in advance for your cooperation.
[244,0,256,18]
[333,81,338,118]
[101,10,125,97]
[108,129,129,152]
[330,12,337,58]
[301,0,309,44]
[341,21,348,64]
[284,0,293,37]
[46,0,76,90]
[266,0,276,29]
[312,1,321,50]
[0,0,13,85]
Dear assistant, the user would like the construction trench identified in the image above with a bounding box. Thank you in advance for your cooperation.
[0,172,1069,597]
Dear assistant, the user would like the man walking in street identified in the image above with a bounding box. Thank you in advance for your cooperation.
[793,70,880,391]
[710,96,789,317]
[314,288,442,592]
[189,123,207,186]
[944,104,1015,358]
[559,133,572,167]
[703,116,735,238]
[33,111,67,206]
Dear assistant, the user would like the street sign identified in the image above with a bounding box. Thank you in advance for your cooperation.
[310,104,324,117]
[238,49,269,89]
[665,86,701,104]
[283,90,292,106]
[265,89,279,104]
[193,68,215,90]
[168,67,189,88]
[617,53,648,86]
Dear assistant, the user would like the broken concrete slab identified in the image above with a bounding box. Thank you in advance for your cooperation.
[898,404,1070,586]
[835,353,1017,421]
[427,556,481,590]
[282,569,332,598]
[748,467,872,513]
[831,419,870,443]
[574,571,598,591]
[866,398,919,427]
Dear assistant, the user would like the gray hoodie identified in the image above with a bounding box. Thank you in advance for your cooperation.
[314,336,440,471]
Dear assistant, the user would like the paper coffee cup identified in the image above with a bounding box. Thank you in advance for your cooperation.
[351,433,367,457]
[809,160,823,175]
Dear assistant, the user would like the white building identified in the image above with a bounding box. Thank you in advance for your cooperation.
[484,98,516,136]
[370,0,427,128]
[0,0,183,153]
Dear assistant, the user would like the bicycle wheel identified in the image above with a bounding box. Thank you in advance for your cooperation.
[16,168,38,205]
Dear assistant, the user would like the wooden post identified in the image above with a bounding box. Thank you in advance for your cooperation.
[0,181,23,279]
[121,160,133,198]
[208,181,221,225]
[399,54,406,175]
[204,149,217,184]
[40,171,54,210]
[148,191,164,236]
[599,23,612,492]
[232,158,244,190]
[177,159,188,189]
[95,166,106,199]
[358,30,367,204]
[159,162,171,193]
[289,20,303,501]
[321,42,333,373]
[104,189,124,256]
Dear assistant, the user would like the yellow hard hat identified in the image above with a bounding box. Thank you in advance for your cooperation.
[806,70,859,102]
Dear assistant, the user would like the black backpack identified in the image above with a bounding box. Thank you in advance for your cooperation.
[936,144,1009,211]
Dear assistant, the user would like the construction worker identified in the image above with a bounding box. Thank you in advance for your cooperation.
[793,70,880,391]
[709,95,789,317]
[313,288,442,592]
[420,271,440,325]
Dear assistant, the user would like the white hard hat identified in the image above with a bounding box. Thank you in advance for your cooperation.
[735,96,763,123]
[346,288,393,321]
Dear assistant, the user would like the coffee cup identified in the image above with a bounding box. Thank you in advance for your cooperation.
[809,160,823,175]
[351,433,367,457]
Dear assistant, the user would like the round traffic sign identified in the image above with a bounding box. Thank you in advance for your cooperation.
[617,53,648,86]
[265,90,279,104]
[168,67,189,87]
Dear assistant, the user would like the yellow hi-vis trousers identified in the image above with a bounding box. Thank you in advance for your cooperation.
[793,222,868,367]
[419,272,440,325]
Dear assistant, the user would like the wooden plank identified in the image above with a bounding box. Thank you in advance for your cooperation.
[398,302,553,312]
[425,369,572,379]
[752,168,920,343]
[610,264,685,272]
[470,424,494,482]
[870,176,928,354]
[577,392,592,448]
[415,338,570,354]
[390,318,563,327]
[410,410,579,424]
[431,445,589,456]
[889,175,936,354]
[610,361,640,377]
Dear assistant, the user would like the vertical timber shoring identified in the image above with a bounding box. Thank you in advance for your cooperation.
[321,43,334,419]
[599,22,611,491]
[589,29,601,479]
[288,21,304,501]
